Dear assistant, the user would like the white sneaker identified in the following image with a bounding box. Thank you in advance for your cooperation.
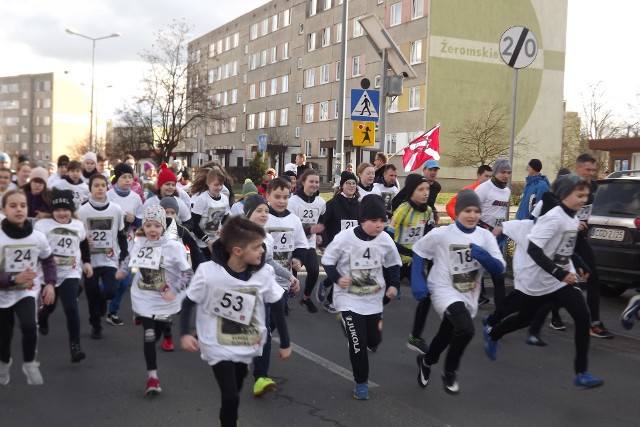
[0,358,12,385]
[22,361,43,385]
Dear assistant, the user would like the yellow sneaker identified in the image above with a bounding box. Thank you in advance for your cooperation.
[253,377,277,397]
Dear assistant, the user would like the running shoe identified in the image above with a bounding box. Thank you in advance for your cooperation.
[91,326,103,340]
[323,300,338,314]
[574,372,603,388]
[478,296,490,306]
[483,326,498,361]
[395,287,403,300]
[590,321,614,339]
[549,318,567,331]
[38,309,49,336]
[353,382,369,400]
[442,370,460,395]
[0,358,11,385]
[253,377,277,397]
[621,295,640,330]
[416,355,430,388]
[367,345,378,353]
[300,298,318,313]
[525,334,548,347]
[106,313,124,326]
[146,377,162,395]
[162,337,175,352]
[22,361,43,385]
[407,335,429,354]
[316,283,327,303]
[70,342,86,363]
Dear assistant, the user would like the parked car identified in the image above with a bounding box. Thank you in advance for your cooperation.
[587,172,640,297]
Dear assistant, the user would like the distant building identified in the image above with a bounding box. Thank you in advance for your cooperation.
[187,0,567,186]
[0,72,89,166]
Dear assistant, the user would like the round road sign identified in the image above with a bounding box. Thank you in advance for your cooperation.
[499,26,537,69]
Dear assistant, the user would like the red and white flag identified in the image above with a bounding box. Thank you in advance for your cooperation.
[401,124,441,172]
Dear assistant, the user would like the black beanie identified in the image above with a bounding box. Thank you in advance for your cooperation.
[57,155,70,167]
[340,171,357,187]
[552,173,584,201]
[283,170,297,178]
[455,189,482,216]
[244,194,269,218]
[51,189,76,213]
[403,173,429,199]
[359,194,387,223]
[528,159,542,172]
[111,162,134,184]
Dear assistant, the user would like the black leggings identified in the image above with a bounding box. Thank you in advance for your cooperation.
[39,278,81,342]
[489,285,591,373]
[425,301,475,373]
[575,236,600,322]
[212,361,248,427]
[0,296,37,363]
[486,289,561,336]
[303,248,319,297]
[411,297,432,338]
[341,311,382,384]
[84,266,118,328]
[141,317,167,370]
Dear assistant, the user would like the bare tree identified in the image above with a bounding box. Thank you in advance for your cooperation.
[560,111,586,169]
[69,136,106,160]
[265,128,291,174]
[114,20,214,165]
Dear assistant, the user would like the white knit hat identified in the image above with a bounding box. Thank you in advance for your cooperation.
[84,152,97,163]
[142,204,166,231]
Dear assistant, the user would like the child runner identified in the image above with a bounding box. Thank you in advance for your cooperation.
[144,163,192,229]
[322,194,402,400]
[264,177,309,315]
[180,216,290,427]
[243,195,297,397]
[387,174,433,354]
[52,160,90,210]
[105,162,144,326]
[23,166,52,222]
[190,168,230,259]
[126,204,193,395]
[80,152,99,184]
[0,167,13,200]
[0,190,57,385]
[77,174,129,339]
[287,169,325,313]
[316,171,360,313]
[229,179,258,217]
[413,190,505,394]
[35,189,92,363]
[356,163,381,202]
[483,174,604,388]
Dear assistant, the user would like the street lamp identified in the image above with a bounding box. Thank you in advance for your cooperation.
[65,27,121,151]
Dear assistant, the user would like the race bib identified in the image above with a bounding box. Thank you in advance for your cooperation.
[271,231,294,253]
[211,288,257,325]
[576,204,592,221]
[448,245,480,293]
[553,230,577,269]
[340,219,358,231]
[299,208,319,224]
[400,223,425,245]
[129,246,162,270]
[348,247,382,295]
[350,247,381,270]
[91,229,113,249]
[494,218,504,227]
[3,245,37,273]
[51,234,78,257]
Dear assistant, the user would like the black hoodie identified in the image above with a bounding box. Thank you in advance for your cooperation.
[320,193,360,246]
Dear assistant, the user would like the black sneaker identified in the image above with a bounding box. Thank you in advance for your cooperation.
[525,334,548,346]
[478,296,490,306]
[38,309,49,336]
[70,342,86,363]
[300,298,318,313]
[442,370,460,395]
[407,335,429,354]
[91,326,103,340]
[549,318,567,331]
[416,355,431,388]
[590,321,614,339]
[106,313,124,326]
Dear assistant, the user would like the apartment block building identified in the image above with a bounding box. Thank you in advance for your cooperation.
[188,0,567,186]
[0,73,90,167]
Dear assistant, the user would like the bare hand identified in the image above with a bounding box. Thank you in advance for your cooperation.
[115,271,126,280]
[83,263,94,278]
[289,276,300,293]
[291,258,302,271]
[310,224,325,235]
[181,334,199,352]
[578,221,588,231]
[337,277,350,289]
[385,286,398,299]
[125,212,135,224]
[278,347,292,361]
[492,226,503,237]
[316,235,323,246]
[16,269,37,286]
[42,284,56,305]
[87,235,94,247]
[563,272,578,284]
[163,290,176,302]
[577,268,590,283]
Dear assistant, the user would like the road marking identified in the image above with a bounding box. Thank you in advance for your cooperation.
[273,337,379,388]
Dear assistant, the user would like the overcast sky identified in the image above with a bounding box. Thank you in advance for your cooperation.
[1,0,638,122]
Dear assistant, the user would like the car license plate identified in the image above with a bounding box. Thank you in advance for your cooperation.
[590,227,625,242]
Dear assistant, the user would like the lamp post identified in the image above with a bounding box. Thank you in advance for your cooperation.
[65,28,120,151]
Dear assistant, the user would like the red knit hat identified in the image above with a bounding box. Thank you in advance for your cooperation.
[156,162,177,188]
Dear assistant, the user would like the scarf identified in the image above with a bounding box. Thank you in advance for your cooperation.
[1,218,33,239]
[113,185,131,197]
[88,196,109,210]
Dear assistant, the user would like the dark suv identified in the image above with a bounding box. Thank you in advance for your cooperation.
[587,172,640,297]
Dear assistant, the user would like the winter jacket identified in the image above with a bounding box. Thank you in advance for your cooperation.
[516,174,550,220]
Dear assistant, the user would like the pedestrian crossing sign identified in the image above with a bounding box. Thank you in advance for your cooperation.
[350,89,379,122]
[352,121,375,146]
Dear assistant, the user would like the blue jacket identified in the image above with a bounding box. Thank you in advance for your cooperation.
[516,174,550,219]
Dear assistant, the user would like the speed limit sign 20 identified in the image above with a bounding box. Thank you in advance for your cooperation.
[499,26,537,69]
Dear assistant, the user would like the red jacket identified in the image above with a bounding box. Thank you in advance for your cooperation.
[445,180,480,220]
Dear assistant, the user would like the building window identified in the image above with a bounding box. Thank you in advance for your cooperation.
[323,0,331,11]
[221,118,228,133]
[411,0,424,19]
[410,40,422,64]
[233,32,239,47]
[319,146,328,157]
[268,110,276,127]
[213,120,220,135]
[230,117,237,132]
[296,93,302,104]
[309,0,318,17]
[260,81,266,97]
[281,75,289,93]
[385,134,397,153]
[305,68,315,88]
[261,50,268,67]
[390,2,402,26]
[319,101,329,121]
[206,120,212,135]
[223,91,228,106]
[336,60,341,81]
[225,36,231,51]
[308,33,316,52]
[322,27,331,47]
[320,64,330,84]
[250,24,258,40]
[282,42,290,59]
[272,14,279,32]
[270,46,277,63]
[352,56,361,77]
[353,17,364,37]
[209,43,216,57]
[304,139,312,156]
[261,18,269,36]
[295,127,301,137]
[388,96,398,112]
[298,57,303,69]
[217,40,223,54]
[249,84,256,100]
[214,93,221,107]
[374,75,381,88]
[280,108,288,126]
[258,111,266,128]
[231,88,238,104]
[207,69,214,84]
[305,104,314,123]
[299,23,304,34]
[283,9,291,26]
[270,78,278,95]
[336,23,342,43]
[409,86,420,110]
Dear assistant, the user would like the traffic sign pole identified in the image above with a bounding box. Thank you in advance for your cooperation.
[508,68,518,189]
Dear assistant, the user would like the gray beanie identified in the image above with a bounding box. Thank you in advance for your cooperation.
[159,196,180,214]
[243,194,269,218]
[492,158,512,174]
[552,173,584,201]
[455,189,482,216]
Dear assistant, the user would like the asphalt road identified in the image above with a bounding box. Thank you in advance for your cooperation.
[1,275,639,427]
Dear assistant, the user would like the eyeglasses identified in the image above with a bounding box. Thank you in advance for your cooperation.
[344,181,357,186]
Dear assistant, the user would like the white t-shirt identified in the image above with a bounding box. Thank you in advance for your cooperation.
[129,237,190,317]
[77,201,125,269]
[191,192,230,248]
[176,186,192,208]
[322,228,401,315]
[229,200,245,217]
[412,224,505,318]
[517,206,579,296]
[475,180,511,228]
[186,261,283,365]
[501,220,534,292]
[35,218,86,285]
[287,194,326,249]
[52,179,90,211]
[373,183,399,214]
[144,195,191,225]
[357,185,381,202]
[107,188,143,252]
[264,211,309,290]
[0,228,52,307]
